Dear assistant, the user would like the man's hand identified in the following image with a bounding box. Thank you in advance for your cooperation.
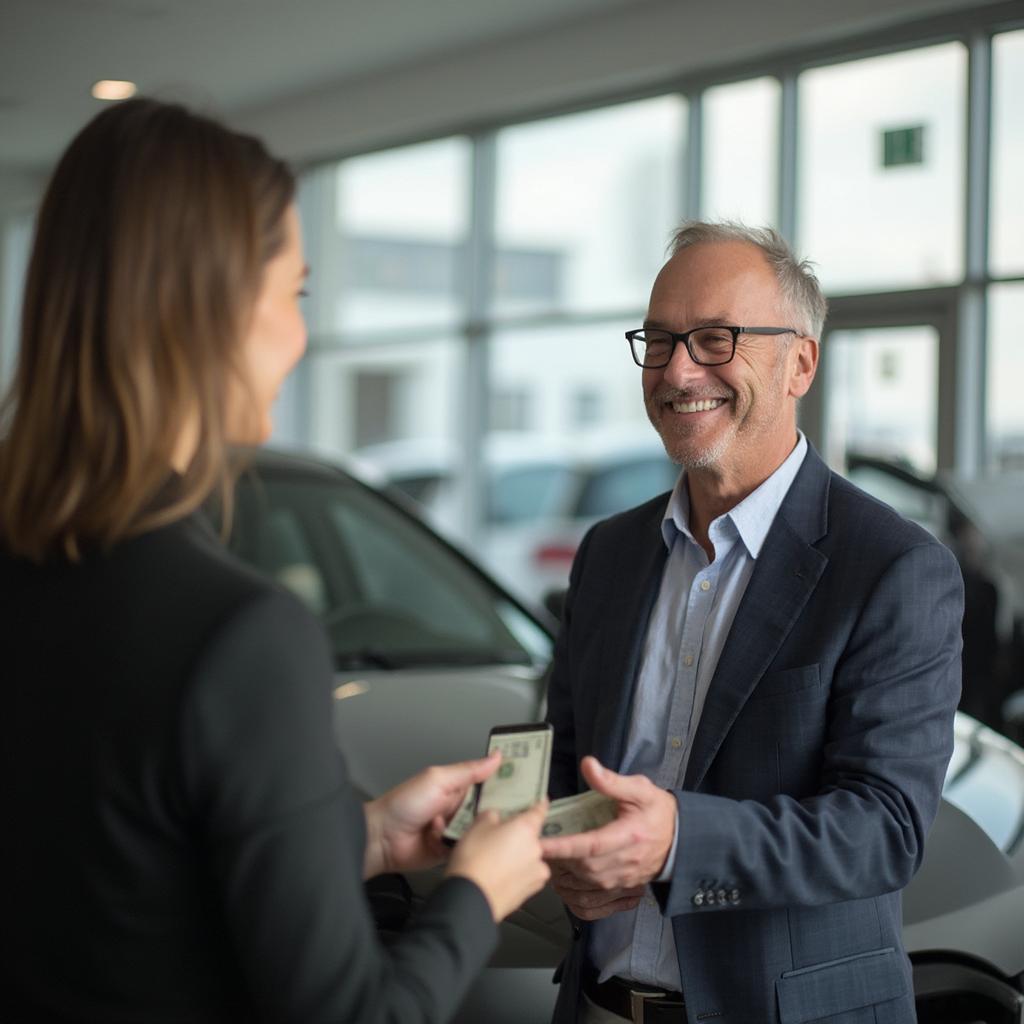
[363,751,501,879]
[540,756,677,891]
[549,862,645,921]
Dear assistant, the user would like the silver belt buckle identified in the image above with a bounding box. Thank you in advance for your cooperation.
[629,987,665,1023]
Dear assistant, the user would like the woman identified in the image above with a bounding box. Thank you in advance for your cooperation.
[0,98,550,1022]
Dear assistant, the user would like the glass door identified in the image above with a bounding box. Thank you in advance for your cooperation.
[823,324,939,475]
[798,289,961,477]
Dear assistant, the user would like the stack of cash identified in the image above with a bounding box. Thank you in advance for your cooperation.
[443,786,616,842]
[540,790,617,836]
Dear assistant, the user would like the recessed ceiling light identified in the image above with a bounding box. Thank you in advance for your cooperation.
[91,80,137,101]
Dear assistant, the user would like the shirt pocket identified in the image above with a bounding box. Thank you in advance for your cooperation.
[749,664,821,701]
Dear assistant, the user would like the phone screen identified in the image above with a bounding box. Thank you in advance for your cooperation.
[475,722,552,820]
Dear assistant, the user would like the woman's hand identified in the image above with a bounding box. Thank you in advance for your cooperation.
[446,802,551,922]
[363,752,501,879]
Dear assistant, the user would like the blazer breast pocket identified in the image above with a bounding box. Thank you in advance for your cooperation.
[749,664,821,701]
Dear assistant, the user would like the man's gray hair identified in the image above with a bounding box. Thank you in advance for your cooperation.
[668,221,828,340]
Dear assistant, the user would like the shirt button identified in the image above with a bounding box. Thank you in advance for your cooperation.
[716,889,727,904]
[693,892,704,907]
[670,737,682,749]
[683,654,694,667]
[646,897,657,908]
[729,889,741,905]
[700,579,711,592]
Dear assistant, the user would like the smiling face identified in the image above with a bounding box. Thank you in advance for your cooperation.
[642,240,817,489]
[229,204,308,445]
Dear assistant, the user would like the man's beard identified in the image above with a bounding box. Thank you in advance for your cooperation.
[645,386,737,469]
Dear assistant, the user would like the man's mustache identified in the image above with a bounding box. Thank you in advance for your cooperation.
[648,386,734,404]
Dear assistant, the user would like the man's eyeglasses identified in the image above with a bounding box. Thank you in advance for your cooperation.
[626,326,798,368]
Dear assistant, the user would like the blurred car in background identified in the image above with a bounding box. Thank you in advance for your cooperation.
[355,428,680,607]
[908,714,1024,1023]
[845,452,1024,742]
[230,447,1024,1023]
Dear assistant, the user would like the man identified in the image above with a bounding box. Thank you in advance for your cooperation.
[540,223,963,1024]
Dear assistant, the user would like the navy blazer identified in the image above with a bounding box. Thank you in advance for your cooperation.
[546,445,963,1024]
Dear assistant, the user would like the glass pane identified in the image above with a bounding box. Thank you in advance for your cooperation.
[702,77,780,227]
[327,138,470,333]
[481,321,675,602]
[306,338,464,513]
[991,30,1024,276]
[987,283,1024,472]
[823,325,939,475]
[799,44,966,293]
[493,96,685,317]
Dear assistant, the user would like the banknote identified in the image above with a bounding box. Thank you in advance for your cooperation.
[442,725,552,842]
[442,785,478,843]
[540,790,617,837]
[443,786,617,842]
[476,726,553,819]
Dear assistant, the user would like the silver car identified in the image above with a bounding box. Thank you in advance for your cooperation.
[231,448,1024,1024]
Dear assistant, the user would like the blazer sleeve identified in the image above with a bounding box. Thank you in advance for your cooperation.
[179,588,497,1023]
[656,537,964,918]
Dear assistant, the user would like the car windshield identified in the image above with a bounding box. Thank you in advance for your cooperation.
[487,464,576,524]
[229,466,553,670]
[575,457,680,518]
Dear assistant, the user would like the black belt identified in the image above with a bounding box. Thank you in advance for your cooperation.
[583,970,686,1023]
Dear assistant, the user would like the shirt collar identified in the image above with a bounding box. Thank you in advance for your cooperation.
[661,432,808,558]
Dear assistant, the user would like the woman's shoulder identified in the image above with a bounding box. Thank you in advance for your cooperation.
[123,511,326,664]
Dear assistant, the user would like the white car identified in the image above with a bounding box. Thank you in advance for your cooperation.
[231,448,1024,1024]
[355,429,680,607]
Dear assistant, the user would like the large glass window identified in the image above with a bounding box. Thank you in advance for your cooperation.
[701,77,780,228]
[488,320,645,439]
[987,284,1024,473]
[284,15,1019,579]
[481,321,669,602]
[990,30,1024,277]
[493,96,685,317]
[308,338,465,509]
[823,325,939,474]
[798,43,966,293]
[332,138,470,332]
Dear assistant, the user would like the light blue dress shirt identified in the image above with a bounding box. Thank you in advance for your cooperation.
[589,434,808,990]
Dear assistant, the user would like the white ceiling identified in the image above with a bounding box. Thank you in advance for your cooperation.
[0,0,637,172]
[0,0,1003,202]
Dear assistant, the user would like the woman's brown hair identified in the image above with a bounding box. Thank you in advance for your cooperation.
[0,98,295,561]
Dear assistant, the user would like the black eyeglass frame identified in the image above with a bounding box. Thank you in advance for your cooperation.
[625,326,799,368]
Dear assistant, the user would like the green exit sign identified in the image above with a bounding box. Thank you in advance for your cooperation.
[882,125,925,167]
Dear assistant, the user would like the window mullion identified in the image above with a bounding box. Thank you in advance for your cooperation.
[461,131,498,543]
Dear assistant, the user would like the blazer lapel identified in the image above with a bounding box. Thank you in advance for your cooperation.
[683,448,831,791]
[592,501,669,772]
